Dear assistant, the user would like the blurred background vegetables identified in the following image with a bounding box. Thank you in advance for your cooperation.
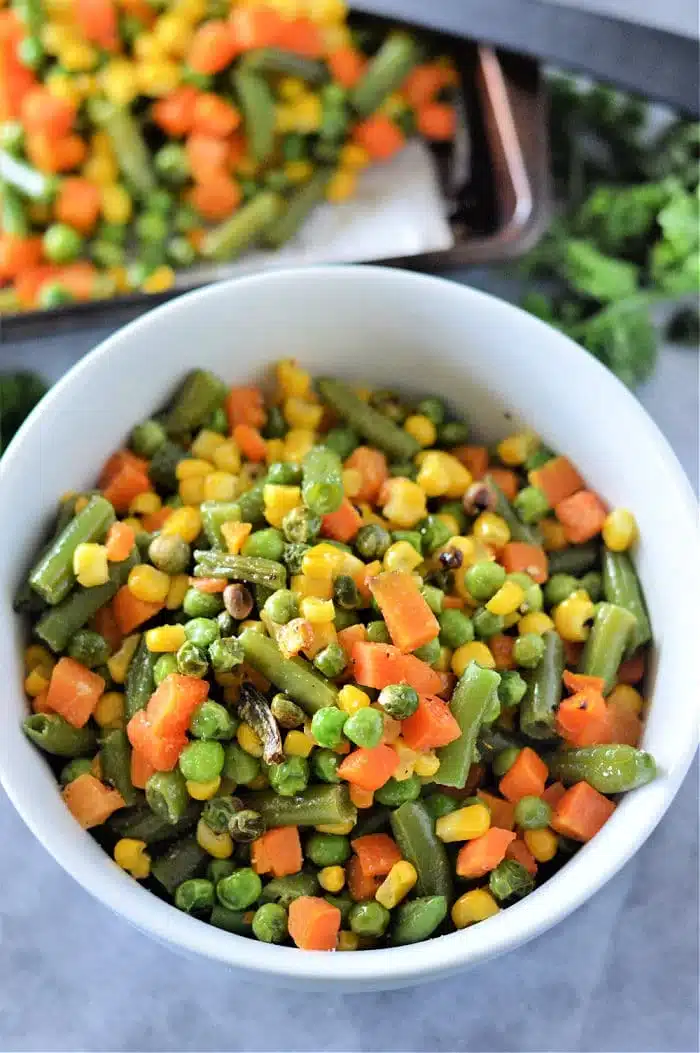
[0,369,46,452]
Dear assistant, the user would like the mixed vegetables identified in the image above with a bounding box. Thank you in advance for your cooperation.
[0,0,457,311]
[20,361,657,951]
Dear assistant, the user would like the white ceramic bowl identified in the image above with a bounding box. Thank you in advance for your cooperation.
[0,266,697,990]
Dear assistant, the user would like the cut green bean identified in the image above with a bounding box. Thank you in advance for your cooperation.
[146,770,190,824]
[485,476,541,545]
[260,872,319,905]
[125,636,158,720]
[29,494,115,605]
[519,631,564,740]
[301,445,344,516]
[390,799,452,899]
[262,168,333,249]
[210,905,252,935]
[108,800,200,843]
[601,550,652,652]
[547,541,600,577]
[232,67,276,163]
[151,837,208,896]
[2,183,28,236]
[246,785,356,828]
[201,501,241,546]
[351,30,421,116]
[164,370,228,436]
[202,190,282,260]
[239,628,338,713]
[436,662,501,788]
[194,551,286,590]
[578,602,638,694]
[0,148,54,200]
[100,729,137,806]
[316,378,420,461]
[392,896,448,945]
[89,100,155,198]
[548,744,656,793]
[23,714,96,757]
[242,48,328,83]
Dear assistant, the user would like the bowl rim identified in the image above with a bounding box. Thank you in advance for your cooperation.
[1,264,698,986]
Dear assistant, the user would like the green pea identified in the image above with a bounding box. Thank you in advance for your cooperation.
[489,860,534,902]
[374,774,422,806]
[514,795,552,830]
[416,396,446,427]
[130,419,166,458]
[267,461,302,486]
[154,142,190,185]
[99,222,127,245]
[217,868,262,911]
[513,633,545,669]
[355,523,391,560]
[310,706,347,749]
[153,653,178,685]
[392,530,422,555]
[508,572,543,613]
[43,223,83,264]
[281,506,320,545]
[420,584,444,614]
[183,587,224,618]
[174,203,199,233]
[67,629,110,669]
[324,427,359,459]
[207,858,237,884]
[465,561,506,601]
[59,757,93,785]
[544,573,579,607]
[580,571,603,602]
[283,542,310,574]
[313,642,347,679]
[208,637,243,674]
[223,742,260,786]
[149,534,191,575]
[167,235,196,268]
[252,902,288,943]
[497,671,527,709]
[91,240,125,269]
[311,748,341,783]
[179,740,225,782]
[176,640,208,678]
[413,637,441,665]
[438,609,474,648]
[377,683,418,719]
[189,700,237,741]
[343,707,383,749]
[268,756,309,797]
[305,832,351,867]
[331,575,359,610]
[349,901,390,938]
[263,589,299,625]
[438,420,469,446]
[175,878,215,913]
[366,620,390,644]
[422,792,459,821]
[242,528,285,561]
[513,486,550,525]
[493,747,521,777]
[136,211,168,244]
[184,617,220,649]
[473,607,505,639]
[146,770,189,824]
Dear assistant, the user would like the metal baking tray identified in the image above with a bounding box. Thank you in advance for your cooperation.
[0,37,550,341]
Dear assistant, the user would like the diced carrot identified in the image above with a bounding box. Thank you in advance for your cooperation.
[126,710,184,771]
[32,690,53,714]
[541,781,567,808]
[343,447,388,504]
[0,12,36,121]
[192,92,241,137]
[477,790,515,831]
[456,827,516,879]
[55,177,102,235]
[118,0,154,24]
[46,657,104,728]
[22,88,75,138]
[225,384,266,430]
[75,0,119,51]
[227,130,247,169]
[530,456,585,508]
[369,571,439,654]
[442,595,465,610]
[489,633,515,670]
[130,747,156,790]
[489,468,518,501]
[402,63,456,107]
[498,746,548,802]
[99,449,149,487]
[288,896,341,951]
[91,603,122,653]
[141,507,173,532]
[112,586,163,635]
[354,558,381,604]
[506,837,538,875]
[55,259,98,300]
[143,673,209,739]
[62,773,125,828]
[555,490,608,544]
[551,781,616,842]
[352,114,405,161]
[232,422,267,462]
[562,670,605,695]
[13,264,58,308]
[337,743,399,791]
[102,462,152,514]
[190,171,242,221]
[451,445,489,479]
[349,785,374,809]
[27,131,86,173]
[187,19,238,74]
[417,102,456,141]
[555,689,611,747]
[401,693,461,751]
[188,576,227,593]
[321,498,362,543]
[351,833,402,878]
[606,697,642,747]
[501,542,548,584]
[251,826,302,878]
[230,5,284,50]
[278,17,322,57]
[350,640,442,695]
[617,650,646,685]
[185,132,229,180]
[346,854,381,901]
[0,234,43,280]
[327,46,367,88]
[105,521,135,563]
[153,86,199,137]
[337,622,366,662]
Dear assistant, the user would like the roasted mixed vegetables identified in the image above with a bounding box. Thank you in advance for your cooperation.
[20,361,656,950]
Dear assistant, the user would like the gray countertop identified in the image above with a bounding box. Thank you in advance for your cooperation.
[0,268,697,1053]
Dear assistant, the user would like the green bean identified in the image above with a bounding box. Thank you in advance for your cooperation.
[351,30,421,116]
[601,550,652,651]
[436,662,501,788]
[23,714,97,757]
[0,148,55,200]
[1,182,28,236]
[485,476,541,545]
[579,602,638,694]
[547,542,600,577]
[125,636,157,720]
[146,770,189,824]
[262,168,333,249]
[202,190,282,260]
[260,872,319,906]
[89,100,155,198]
[151,837,208,896]
[148,440,189,493]
[519,631,564,740]
[316,378,420,461]
[194,551,286,590]
[301,445,344,516]
[239,628,338,713]
[201,500,241,546]
[29,495,115,605]
[164,369,228,436]
[35,549,139,652]
[210,905,252,935]
[232,67,276,162]
[392,896,448,946]
[100,729,137,806]
[247,785,356,828]
[108,800,200,843]
[242,47,327,83]
[548,745,657,793]
[390,800,452,899]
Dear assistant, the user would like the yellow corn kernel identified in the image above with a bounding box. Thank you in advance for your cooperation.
[122,517,142,536]
[315,821,354,835]
[260,440,283,467]
[173,0,206,21]
[292,93,323,132]
[221,521,252,556]
[452,888,500,928]
[142,264,176,294]
[340,142,370,169]
[100,59,139,106]
[212,440,242,474]
[107,634,141,683]
[283,396,323,430]
[202,471,237,502]
[307,0,347,22]
[127,492,160,517]
[72,542,109,588]
[166,574,190,611]
[94,691,125,729]
[337,930,359,951]
[320,21,351,49]
[289,575,332,604]
[392,738,418,782]
[278,75,306,100]
[403,414,437,448]
[263,484,302,528]
[153,13,194,55]
[237,722,263,757]
[187,776,222,801]
[381,478,427,528]
[379,91,407,120]
[452,641,495,675]
[375,860,417,909]
[326,168,357,203]
[24,644,55,673]
[301,542,346,577]
[24,667,51,697]
[540,517,568,551]
[524,827,558,863]
[415,451,450,498]
[436,802,491,842]
[276,358,311,398]
[300,597,335,623]
[608,683,644,716]
[284,729,315,758]
[114,838,151,879]
[161,506,202,544]
[74,496,90,515]
[318,865,346,893]
[178,461,214,489]
[196,817,233,858]
[431,645,451,674]
[518,611,555,635]
[304,621,337,658]
[82,153,118,185]
[602,508,638,552]
[138,59,181,96]
[554,589,595,642]
[128,564,171,605]
[383,540,422,574]
[487,580,525,616]
[41,24,74,54]
[473,512,510,549]
[144,624,187,653]
[45,70,81,104]
[338,468,361,499]
[338,684,371,715]
[178,477,205,505]
[191,429,226,461]
[496,431,538,467]
[284,428,316,463]
[101,183,132,225]
[284,159,313,184]
[108,268,130,298]
[60,40,98,72]
[414,751,441,778]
